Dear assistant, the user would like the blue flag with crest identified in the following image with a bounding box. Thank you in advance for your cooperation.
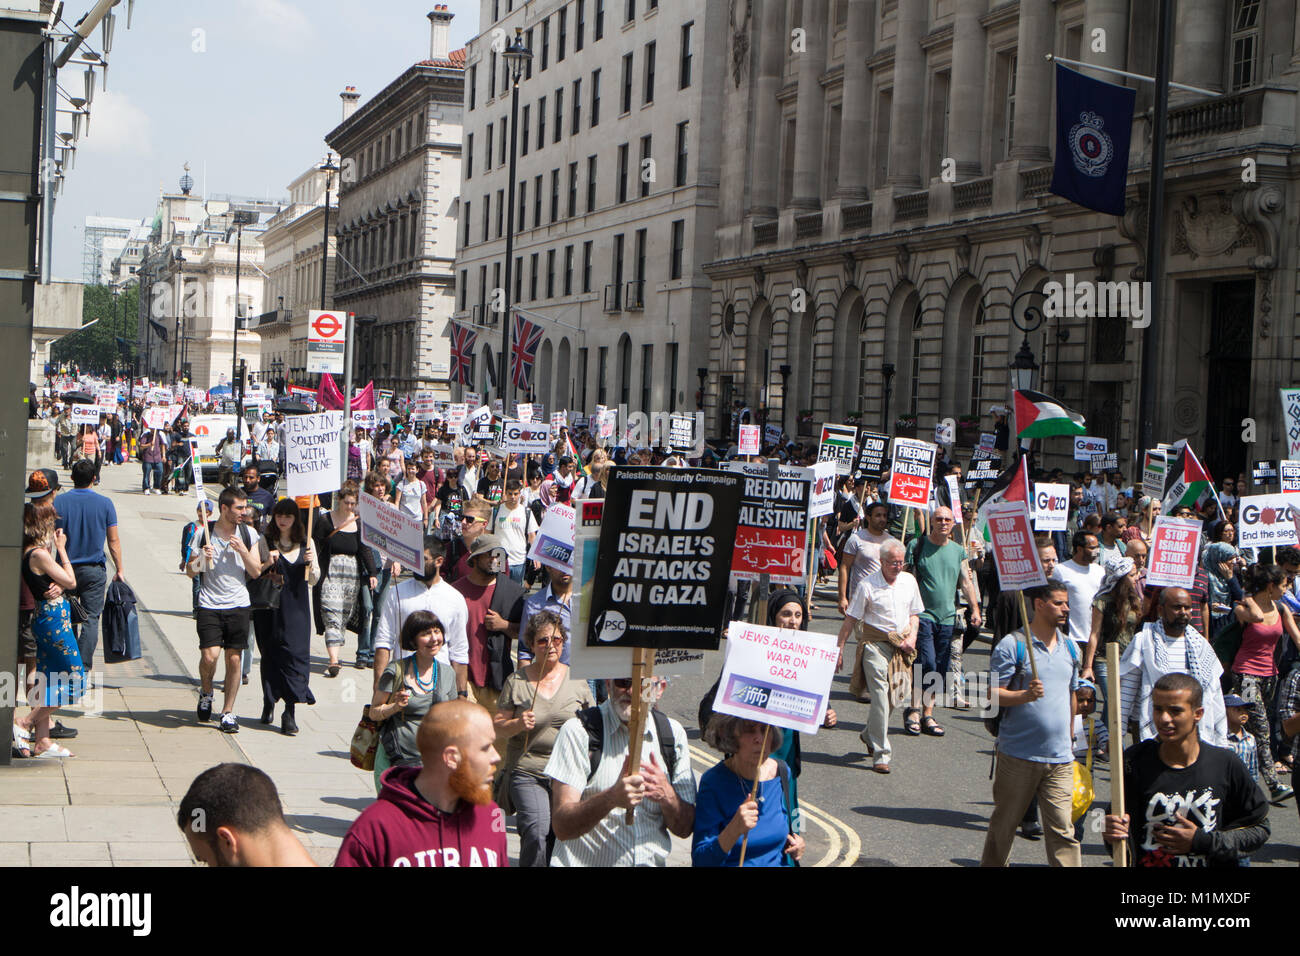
[1049,64,1135,216]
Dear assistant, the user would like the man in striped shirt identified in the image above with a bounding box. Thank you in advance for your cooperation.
[545,677,696,866]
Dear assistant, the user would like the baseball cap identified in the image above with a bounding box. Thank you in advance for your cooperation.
[467,533,505,560]
[25,469,58,500]
[1223,694,1249,709]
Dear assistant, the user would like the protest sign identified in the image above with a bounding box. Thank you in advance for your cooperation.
[148,387,171,405]
[726,462,812,584]
[712,621,838,734]
[934,420,954,445]
[1074,436,1108,461]
[585,468,741,650]
[71,404,100,426]
[1281,460,1300,494]
[598,407,617,442]
[527,502,576,574]
[985,500,1047,590]
[460,405,493,443]
[1145,517,1202,589]
[570,499,704,677]
[669,413,695,452]
[492,399,504,417]
[945,474,964,523]
[1252,459,1278,486]
[284,411,343,497]
[817,423,857,476]
[410,391,438,421]
[854,430,889,480]
[1090,452,1119,471]
[447,402,468,433]
[497,419,552,454]
[1031,482,1070,531]
[142,406,169,429]
[573,415,589,431]
[358,492,425,573]
[96,386,117,409]
[978,432,996,455]
[465,390,481,409]
[888,438,937,507]
[808,460,837,518]
[516,402,534,422]
[738,425,760,457]
[1281,388,1300,461]
[430,444,456,468]
[1237,493,1300,549]
[550,411,567,438]
[764,423,782,447]
[1142,450,1167,501]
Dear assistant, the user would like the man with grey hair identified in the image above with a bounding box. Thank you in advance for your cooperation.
[836,538,924,773]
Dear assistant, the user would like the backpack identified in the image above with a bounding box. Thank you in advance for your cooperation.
[984,630,1079,737]
[204,522,276,607]
[578,705,678,783]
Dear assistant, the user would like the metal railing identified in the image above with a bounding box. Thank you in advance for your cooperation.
[603,283,622,312]
[624,279,645,310]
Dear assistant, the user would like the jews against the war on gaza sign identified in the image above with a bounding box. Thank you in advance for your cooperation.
[888,438,937,507]
[586,467,741,650]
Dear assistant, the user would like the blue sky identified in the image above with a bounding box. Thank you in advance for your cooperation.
[55,0,479,279]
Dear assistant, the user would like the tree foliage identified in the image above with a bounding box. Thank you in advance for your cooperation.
[51,283,141,374]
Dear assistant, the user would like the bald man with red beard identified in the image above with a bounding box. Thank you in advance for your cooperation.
[336,700,509,867]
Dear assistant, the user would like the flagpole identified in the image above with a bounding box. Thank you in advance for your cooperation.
[1042,54,1217,98]
[1137,0,1174,457]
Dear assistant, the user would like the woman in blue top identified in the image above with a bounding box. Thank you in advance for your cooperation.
[692,714,804,867]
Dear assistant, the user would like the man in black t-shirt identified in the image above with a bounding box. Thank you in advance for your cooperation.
[1104,672,1269,867]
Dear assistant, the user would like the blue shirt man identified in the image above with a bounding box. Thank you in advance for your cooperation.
[518,567,572,664]
[53,459,125,667]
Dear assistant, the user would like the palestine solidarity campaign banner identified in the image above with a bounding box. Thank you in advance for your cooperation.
[586,468,741,650]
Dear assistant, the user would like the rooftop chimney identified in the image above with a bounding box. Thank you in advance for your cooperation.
[428,5,453,61]
[340,86,360,121]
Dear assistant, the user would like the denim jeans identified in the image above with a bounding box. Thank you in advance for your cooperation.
[509,563,526,584]
[913,618,955,709]
[71,563,108,668]
[358,568,391,664]
[142,461,163,491]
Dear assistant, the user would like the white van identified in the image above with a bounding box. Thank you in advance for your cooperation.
[187,414,240,478]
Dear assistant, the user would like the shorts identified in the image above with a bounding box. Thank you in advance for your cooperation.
[19,609,36,659]
[196,606,252,650]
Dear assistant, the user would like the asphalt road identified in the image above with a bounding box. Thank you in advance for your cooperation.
[652,584,1300,868]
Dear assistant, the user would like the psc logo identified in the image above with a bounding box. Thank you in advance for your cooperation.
[594,610,627,643]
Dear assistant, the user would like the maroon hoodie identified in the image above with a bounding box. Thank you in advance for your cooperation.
[335,766,509,867]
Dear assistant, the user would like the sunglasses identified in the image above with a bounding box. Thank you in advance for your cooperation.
[461,516,479,524]
[533,635,564,646]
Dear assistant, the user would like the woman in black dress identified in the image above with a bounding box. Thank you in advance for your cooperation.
[259,498,319,734]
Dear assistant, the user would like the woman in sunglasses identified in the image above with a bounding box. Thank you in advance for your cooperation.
[493,611,594,866]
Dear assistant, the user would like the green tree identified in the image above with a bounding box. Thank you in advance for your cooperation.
[52,283,140,374]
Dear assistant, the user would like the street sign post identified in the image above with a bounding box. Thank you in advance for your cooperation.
[306,310,347,375]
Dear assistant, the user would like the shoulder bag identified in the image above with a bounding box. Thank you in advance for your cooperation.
[350,658,405,771]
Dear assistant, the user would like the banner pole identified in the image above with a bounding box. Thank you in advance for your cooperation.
[623,647,653,825]
[1014,589,1038,680]
[1106,641,1128,867]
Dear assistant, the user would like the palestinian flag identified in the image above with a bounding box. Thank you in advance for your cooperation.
[1161,440,1217,515]
[565,431,590,477]
[1013,389,1087,439]
[976,452,1032,543]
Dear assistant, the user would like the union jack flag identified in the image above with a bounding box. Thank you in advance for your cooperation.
[510,312,545,390]
[448,322,477,385]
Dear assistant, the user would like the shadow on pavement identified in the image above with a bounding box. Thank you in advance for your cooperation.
[852,804,989,832]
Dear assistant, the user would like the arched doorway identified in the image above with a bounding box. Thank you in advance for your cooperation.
[940,276,984,428]
[555,338,572,411]
[830,286,866,423]
[743,298,772,415]
[616,333,632,408]
[537,339,554,410]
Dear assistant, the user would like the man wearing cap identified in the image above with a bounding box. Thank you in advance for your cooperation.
[452,534,525,716]
[54,459,125,671]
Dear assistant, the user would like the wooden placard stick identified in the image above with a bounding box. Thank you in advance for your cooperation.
[623,646,653,825]
[1106,641,1128,867]
[1014,588,1039,681]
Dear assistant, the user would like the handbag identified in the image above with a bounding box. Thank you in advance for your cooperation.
[350,659,404,771]
[66,593,89,625]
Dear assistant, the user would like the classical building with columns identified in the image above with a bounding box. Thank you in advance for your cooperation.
[706,0,1300,478]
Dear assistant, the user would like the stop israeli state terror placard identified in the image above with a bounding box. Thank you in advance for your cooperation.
[586,467,741,650]
[985,500,1048,590]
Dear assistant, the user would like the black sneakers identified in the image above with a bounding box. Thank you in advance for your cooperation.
[197,694,213,722]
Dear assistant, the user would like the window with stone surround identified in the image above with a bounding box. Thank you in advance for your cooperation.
[1231,0,1261,90]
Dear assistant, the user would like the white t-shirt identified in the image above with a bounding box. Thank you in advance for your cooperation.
[847,569,925,634]
[842,529,895,599]
[496,502,534,565]
[1051,558,1105,644]
[397,478,425,519]
[197,525,265,610]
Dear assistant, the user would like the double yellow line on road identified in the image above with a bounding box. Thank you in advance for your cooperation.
[687,744,860,867]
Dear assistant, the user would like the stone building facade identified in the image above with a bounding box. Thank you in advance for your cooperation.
[706,0,1300,478]
[325,10,465,398]
[454,0,726,418]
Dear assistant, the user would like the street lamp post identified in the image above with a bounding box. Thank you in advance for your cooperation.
[230,209,256,442]
[881,362,896,433]
[320,155,338,310]
[499,29,532,415]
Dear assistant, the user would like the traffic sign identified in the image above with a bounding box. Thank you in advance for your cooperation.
[307,310,347,374]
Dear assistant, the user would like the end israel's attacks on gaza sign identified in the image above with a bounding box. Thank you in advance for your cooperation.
[586,468,742,650]
[358,492,425,574]
[284,411,343,498]
[713,621,838,734]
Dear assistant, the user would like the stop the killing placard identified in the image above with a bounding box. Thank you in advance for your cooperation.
[586,467,741,650]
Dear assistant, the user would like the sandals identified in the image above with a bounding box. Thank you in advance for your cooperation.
[921,715,945,737]
[904,710,922,736]
[325,663,340,678]
[35,744,74,758]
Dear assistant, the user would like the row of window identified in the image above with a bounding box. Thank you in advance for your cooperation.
[336,209,421,282]
[464,121,688,249]
[457,218,686,314]
[469,11,693,117]
[346,111,425,190]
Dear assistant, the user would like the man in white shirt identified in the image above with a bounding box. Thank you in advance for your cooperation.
[495,478,535,582]
[835,539,924,773]
[372,537,470,695]
[256,430,281,467]
[1051,532,1104,649]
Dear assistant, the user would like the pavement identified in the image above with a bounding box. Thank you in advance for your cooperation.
[4,455,1296,867]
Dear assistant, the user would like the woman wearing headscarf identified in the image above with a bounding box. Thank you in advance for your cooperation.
[540,451,557,479]
[1204,525,1244,639]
